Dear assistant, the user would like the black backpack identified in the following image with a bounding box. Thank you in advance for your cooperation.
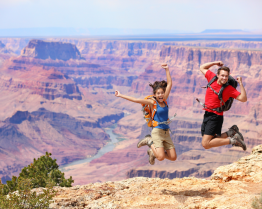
[196,75,238,112]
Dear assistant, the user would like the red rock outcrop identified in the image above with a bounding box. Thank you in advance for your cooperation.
[21,39,82,61]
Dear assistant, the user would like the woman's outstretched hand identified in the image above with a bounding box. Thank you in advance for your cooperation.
[115,90,121,97]
[161,63,169,70]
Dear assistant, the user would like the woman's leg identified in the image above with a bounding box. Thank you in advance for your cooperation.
[150,145,166,161]
[150,145,177,161]
[165,148,177,161]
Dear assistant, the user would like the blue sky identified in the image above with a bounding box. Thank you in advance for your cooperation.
[0,0,261,33]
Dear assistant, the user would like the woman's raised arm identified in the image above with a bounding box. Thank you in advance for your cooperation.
[115,90,154,106]
[161,63,172,100]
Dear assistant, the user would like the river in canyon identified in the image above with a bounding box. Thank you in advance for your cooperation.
[60,123,122,171]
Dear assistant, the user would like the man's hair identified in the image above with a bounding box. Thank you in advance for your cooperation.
[217,66,230,75]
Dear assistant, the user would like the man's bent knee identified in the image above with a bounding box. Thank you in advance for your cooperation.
[202,135,214,149]
[202,143,210,149]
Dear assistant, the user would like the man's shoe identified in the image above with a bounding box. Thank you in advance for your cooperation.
[147,149,156,165]
[137,135,153,148]
[231,133,247,151]
[228,125,244,141]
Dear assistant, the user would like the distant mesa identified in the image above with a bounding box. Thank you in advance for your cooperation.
[21,39,83,61]
[201,29,247,34]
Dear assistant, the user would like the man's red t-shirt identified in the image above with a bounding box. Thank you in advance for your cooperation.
[204,70,240,116]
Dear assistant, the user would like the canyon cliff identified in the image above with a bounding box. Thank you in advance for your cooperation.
[0,38,262,186]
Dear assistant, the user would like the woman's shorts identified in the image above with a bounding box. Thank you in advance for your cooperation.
[201,111,224,136]
[151,128,175,150]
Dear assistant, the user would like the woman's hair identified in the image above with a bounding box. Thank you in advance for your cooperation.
[149,80,167,94]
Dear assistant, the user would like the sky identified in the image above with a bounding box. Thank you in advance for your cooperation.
[0,0,261,33]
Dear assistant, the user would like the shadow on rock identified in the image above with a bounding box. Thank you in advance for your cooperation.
[161,188,224,203]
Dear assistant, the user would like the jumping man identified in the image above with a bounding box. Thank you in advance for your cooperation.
[199,61,247,151]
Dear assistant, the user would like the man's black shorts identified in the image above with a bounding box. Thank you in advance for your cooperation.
[201,111,224,136]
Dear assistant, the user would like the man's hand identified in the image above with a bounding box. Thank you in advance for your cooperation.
[214,61,224,67]
[200,61,224,75]
[236,77,242,85]
[236,77,247,102]
[161,63,169,70]
[115,90,121,97]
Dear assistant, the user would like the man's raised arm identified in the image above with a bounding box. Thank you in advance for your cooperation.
[236,77,247,102]
[200,61,224,75]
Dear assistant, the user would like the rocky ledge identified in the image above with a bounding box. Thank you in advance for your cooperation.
[45,145,262,208]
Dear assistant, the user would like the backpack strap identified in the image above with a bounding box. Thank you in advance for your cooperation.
[218,83,229,100]
[207,75,218,87]
[207,75,219,96]
[207,75,230,109]
[151,98,157,120]
[141,95,176,127]
[196,98,224,113]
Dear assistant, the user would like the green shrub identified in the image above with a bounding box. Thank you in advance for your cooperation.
[0,178,56,209]
[0,152,74,208]
[252,192,262,209]
[19,152,73,188]
[0,152,73,195]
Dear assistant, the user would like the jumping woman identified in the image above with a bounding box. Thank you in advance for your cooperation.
[115,63,177,165]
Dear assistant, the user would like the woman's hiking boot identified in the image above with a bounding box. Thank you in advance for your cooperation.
[227,125,244,141]
[231,133,247,151]
[137,135,153,148]
[147,149,156,165]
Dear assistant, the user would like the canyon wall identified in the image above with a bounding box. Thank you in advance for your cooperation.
[1,38,262,185]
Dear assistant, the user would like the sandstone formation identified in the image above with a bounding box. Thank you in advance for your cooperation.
[21,39,82,61]
[38,145,262,208]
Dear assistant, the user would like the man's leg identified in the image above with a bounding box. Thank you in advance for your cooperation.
[202,131,246,150]
[202,133,230,149]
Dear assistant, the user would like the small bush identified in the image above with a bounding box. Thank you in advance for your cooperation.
[0,152,73,208]
[0,152,73,195]
[252,192,262,209]
[0,178,56,209]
